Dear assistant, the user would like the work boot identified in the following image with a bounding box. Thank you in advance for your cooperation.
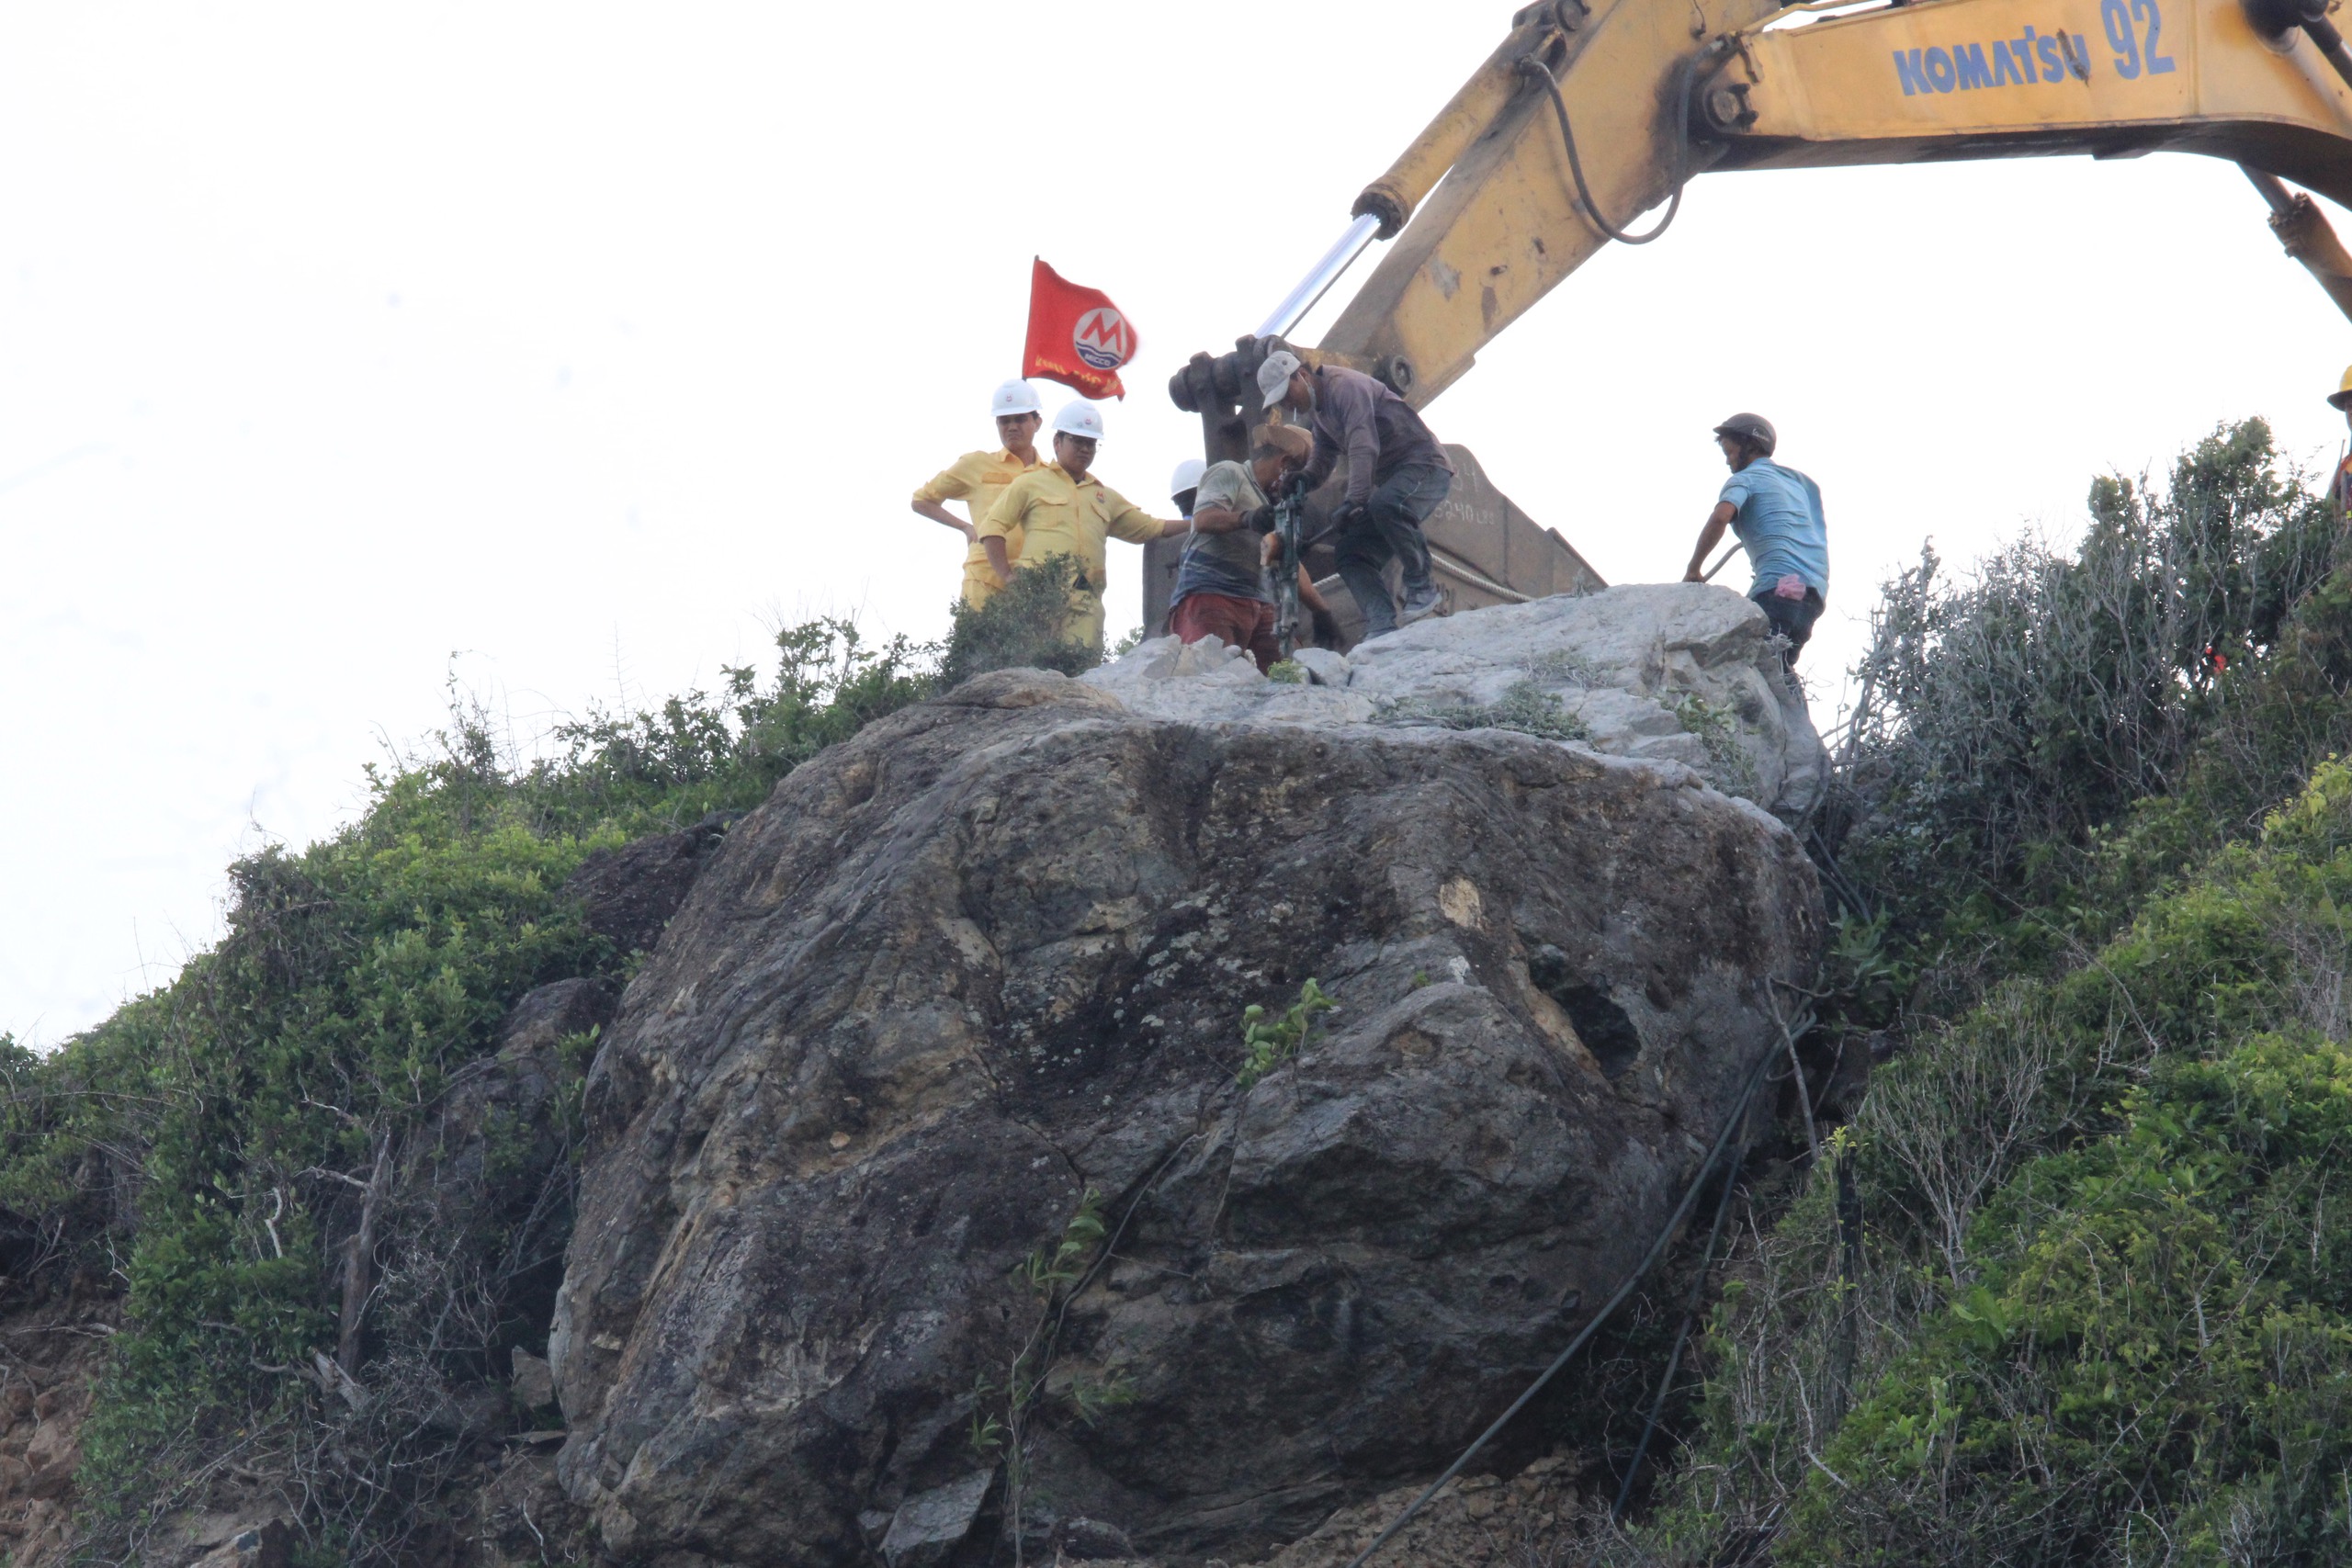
[1396,582,1442,626]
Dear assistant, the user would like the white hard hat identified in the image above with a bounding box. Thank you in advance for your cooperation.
[1256,349,1305,410]
[991,378,1043,418]
[1052,400,1107,443]
[1170,457,1206,500]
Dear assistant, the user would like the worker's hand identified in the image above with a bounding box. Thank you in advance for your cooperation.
[1243,504,1277,535]
[1335,502,1371,532]
[1310,605,1342,647]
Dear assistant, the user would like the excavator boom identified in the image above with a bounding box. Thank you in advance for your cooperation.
[1220,0,2352,412]
[1159,0,2351,641]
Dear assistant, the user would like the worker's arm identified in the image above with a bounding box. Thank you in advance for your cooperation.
[977,483,1023,583]
[1105,495,1189,546]
[910,498,975,539]
[912,461,981,538]
[1684,502,1736,582]
[1192,490,1275,536]
[1257,535,1333,609]
[1319,375,1383,507]
[1300,422,1342,493]
[1191,465,1274,536]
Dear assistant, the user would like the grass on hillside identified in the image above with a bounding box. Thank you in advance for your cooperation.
[1599,420,2352,1567]
[0,575,1095,1563]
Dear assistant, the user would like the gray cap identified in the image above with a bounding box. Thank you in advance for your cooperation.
[1256,349,1305,411]
[1712,412,1777,455]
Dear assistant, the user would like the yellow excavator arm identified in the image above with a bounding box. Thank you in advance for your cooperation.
[1171,0,2352,424]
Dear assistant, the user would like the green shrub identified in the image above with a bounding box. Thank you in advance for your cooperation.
[938,553,1101,690]
[1829,420,2339,952]
[0,615,937,1563]
[1633,762,2352,1567]
[1608,425,2352,1568]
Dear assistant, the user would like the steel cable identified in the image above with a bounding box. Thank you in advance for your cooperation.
[1339,1036,1781,1568]
[1609,1139,1745,1522]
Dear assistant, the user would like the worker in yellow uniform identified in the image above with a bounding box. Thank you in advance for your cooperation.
[2331,365,2352,524]
[979,401,1189,654]
[910,380,1046,608]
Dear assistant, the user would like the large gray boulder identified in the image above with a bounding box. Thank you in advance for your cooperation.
[549,664,1821,1565]
[1085,585,1826,818]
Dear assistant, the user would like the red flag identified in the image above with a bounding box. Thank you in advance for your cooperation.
[1023,258,1137,401]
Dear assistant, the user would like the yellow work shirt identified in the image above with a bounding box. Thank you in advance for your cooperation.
[912,448,1040,582]
[979,462,1161,594]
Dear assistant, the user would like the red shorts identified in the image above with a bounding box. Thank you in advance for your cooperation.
[1170,592,1280,672]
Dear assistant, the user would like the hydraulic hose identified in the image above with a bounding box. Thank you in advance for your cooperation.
[2247,0,2352,91]
[1516,49,1702,246]
[2305,11,2352,91]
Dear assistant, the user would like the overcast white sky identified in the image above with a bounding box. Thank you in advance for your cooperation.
[3,4,2346,1044]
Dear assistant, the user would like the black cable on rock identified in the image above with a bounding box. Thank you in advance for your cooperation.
[1610,1140,1744,1522]
[1339,1041,1779,1568]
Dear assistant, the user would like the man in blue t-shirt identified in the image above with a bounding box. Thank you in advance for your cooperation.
[1681,412,1828,670]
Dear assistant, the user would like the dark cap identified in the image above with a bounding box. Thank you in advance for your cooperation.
[1712,412,1777,456]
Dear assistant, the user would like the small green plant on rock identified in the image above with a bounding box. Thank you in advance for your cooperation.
[1013,1189,1104,1294]
[963,1189,1120,1563]
[1671,690,1758,795]
[1238,979,1338,1089]
[1530,649,1605,686]
[1064,1367,1139,1425]
[1375,682,1589,743]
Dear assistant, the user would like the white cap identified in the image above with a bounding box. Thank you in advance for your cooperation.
[1170,457,1206,500]
[1052,400,1107,443]
[991,378,1043,418]
[1256,349,1304,410]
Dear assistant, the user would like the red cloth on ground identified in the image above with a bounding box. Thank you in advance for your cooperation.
[1170,592,1280,672]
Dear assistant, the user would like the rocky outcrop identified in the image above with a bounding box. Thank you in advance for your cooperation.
[0,1287,114,1567]
[567,814,741,958]
[1087,583,1825,818]
[548,629,1822,1566]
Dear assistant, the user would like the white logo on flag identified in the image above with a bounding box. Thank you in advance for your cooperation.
[1071,308,1131,371]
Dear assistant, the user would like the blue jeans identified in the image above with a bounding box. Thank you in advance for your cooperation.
[1334,463,1451,635]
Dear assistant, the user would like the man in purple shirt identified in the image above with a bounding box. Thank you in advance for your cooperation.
[1258,348,1453,639]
